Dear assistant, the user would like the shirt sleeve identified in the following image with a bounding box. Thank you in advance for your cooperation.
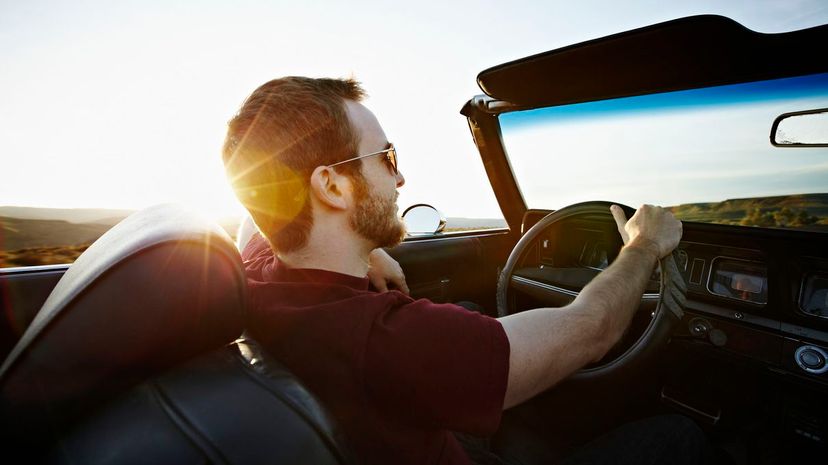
[363,298,510,436]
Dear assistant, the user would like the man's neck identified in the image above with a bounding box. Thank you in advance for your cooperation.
[278,219,374,278]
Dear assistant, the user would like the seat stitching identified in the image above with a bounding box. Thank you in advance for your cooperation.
[150,380,231,465]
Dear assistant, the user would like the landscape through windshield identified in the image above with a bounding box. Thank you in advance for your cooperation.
[501,73,828,231]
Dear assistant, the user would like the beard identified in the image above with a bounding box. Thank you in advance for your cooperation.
[350,177,406,248]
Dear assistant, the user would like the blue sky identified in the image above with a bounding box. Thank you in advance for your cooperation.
[2,0,828,219]
[501,74,828,129]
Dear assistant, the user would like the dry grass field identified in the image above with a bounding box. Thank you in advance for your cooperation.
[668,193,828,231]
[0,243,91,268]
[0,209,242,268]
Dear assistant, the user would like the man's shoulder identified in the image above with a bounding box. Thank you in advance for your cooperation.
[242,232,272,261]
[241,233,277,282]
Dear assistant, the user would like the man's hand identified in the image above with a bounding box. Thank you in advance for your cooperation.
[610,204,682,258]
[367,249,409,294]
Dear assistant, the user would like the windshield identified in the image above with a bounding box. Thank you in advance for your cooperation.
[501,73,828,230]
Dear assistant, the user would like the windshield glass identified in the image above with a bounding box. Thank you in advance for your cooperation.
[501,73,828,230]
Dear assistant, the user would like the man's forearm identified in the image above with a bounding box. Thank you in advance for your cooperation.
[500,205,680,409]
[570,238,660,358]
[498,239,660,408]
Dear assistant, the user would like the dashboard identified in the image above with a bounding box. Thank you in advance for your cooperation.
[512,208,828,449]
[515,209,828,387]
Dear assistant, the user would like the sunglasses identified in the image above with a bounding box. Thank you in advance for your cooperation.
[326,143,398,175]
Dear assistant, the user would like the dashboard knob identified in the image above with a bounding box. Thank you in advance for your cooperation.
[709,329,727,347]
[795,345,828,374]
[688,317,710,337]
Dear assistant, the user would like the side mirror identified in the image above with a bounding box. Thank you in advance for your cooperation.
[402,204,446,235]
[771,107,828,147]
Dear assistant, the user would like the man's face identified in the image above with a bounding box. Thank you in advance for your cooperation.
[343,101,406,248]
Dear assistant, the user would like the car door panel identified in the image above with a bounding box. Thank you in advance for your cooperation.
[0,266,67,360]
[388,230,515,316]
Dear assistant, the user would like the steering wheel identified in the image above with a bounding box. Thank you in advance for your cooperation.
[496,201,687,381]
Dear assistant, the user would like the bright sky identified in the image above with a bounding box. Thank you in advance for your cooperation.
[2,0,828,220]
[504,94,828,209]
[501,74,828,209]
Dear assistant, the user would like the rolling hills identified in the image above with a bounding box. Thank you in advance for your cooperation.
[2,195,825,268]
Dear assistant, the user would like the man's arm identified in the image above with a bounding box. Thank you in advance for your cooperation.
[498,205,681,409]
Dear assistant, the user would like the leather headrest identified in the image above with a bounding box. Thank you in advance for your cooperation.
[0,204,246,426]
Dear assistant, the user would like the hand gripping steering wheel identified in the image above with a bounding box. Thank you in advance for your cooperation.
[496,202,687,381]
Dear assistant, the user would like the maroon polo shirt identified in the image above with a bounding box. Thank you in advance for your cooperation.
[242,234,510,465]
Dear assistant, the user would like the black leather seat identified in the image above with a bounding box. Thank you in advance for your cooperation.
[0,204,351,464]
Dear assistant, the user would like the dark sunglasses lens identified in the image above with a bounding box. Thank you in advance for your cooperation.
[387,148,398,174]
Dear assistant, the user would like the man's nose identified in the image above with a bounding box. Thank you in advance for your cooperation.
[395,170,405,188]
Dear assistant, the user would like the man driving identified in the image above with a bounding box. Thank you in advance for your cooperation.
[222,77,711,465]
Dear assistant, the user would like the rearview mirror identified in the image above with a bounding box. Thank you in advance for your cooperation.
[771,107,828,147]
[402,204,446,235]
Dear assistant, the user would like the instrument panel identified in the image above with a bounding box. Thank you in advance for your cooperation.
[519,208,828,350]
[676,242,769,310]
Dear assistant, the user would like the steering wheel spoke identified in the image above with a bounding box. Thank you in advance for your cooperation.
[510,275,578,306]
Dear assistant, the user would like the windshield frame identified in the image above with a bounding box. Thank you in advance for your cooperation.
[461,17,828,232]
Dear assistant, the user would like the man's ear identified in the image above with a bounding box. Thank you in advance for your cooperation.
[309,166,351,211]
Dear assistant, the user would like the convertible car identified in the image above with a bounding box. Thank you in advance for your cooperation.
[1,15,827,464]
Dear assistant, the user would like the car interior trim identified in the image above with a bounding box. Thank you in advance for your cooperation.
[685,300,780,333]
[0,264,72,275]
[660,388,722,425]
[402,228,510,243]
[781,323,828,346]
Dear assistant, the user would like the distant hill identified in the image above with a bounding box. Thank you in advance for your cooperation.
[0,206,134,224]
[0,206,136,251]
[445,217,507,230]
[0,216,113,250]
[669,193,828,225]
[0,207,242,253]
